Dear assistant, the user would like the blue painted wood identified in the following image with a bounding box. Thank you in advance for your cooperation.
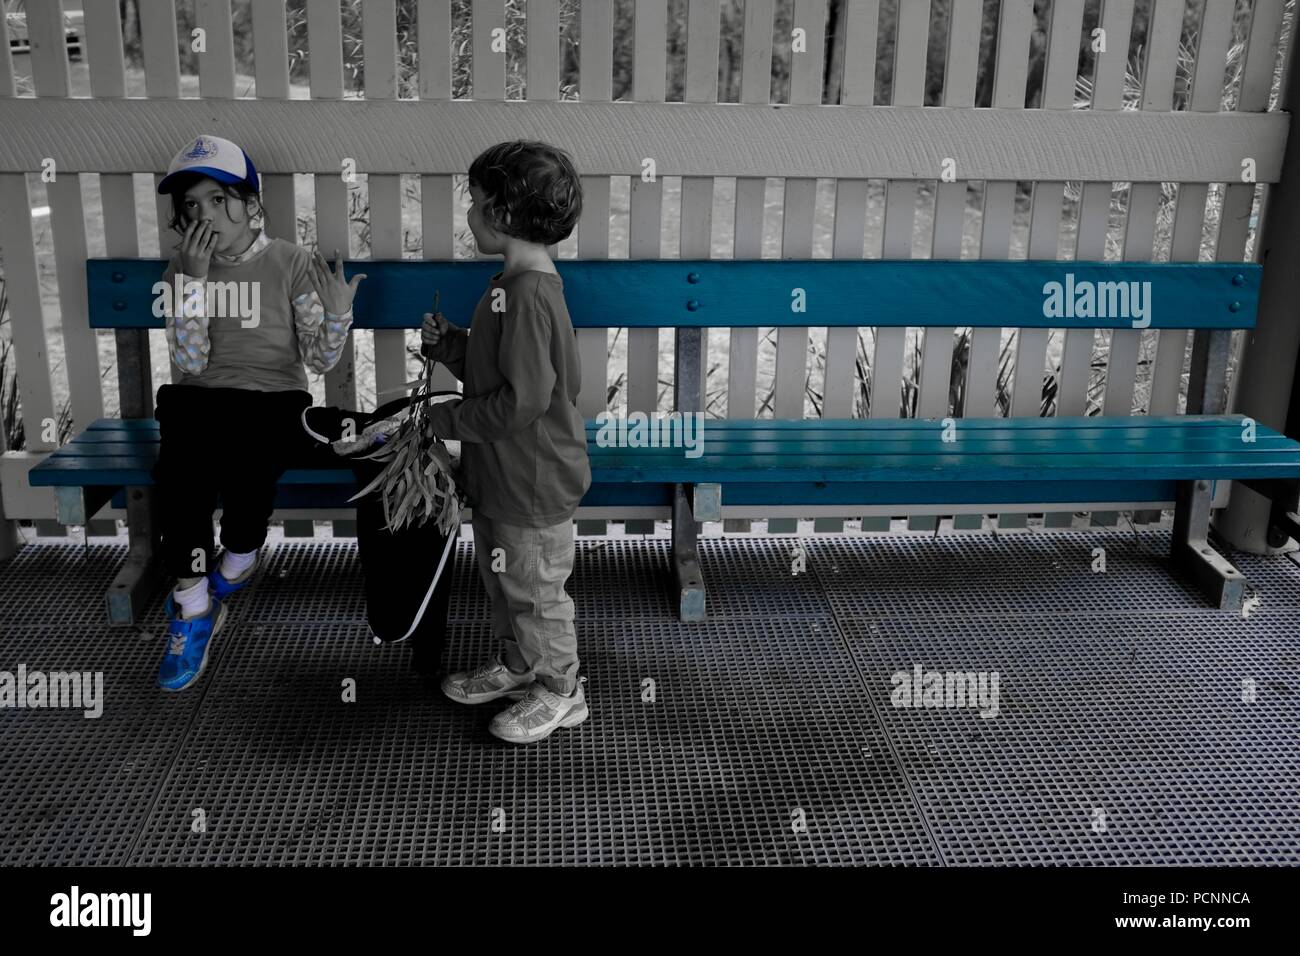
[31,415,1300,496]
[88,258,1260,330]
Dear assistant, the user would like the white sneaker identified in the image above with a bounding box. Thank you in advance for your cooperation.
[489,681,588,744]
[441,651,533,704]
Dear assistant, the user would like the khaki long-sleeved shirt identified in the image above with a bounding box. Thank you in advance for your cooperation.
[424,269,591,527]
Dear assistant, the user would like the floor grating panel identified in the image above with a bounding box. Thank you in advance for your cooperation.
[832,609,1300,865]
[127,614,935,865]
[4,530,1300,865]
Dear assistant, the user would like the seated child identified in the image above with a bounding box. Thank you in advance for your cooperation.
[152,133,364,691]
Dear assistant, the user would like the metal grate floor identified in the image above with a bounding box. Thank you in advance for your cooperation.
[1,528,1298,865]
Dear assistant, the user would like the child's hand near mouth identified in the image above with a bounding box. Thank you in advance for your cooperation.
[179,220,219,278]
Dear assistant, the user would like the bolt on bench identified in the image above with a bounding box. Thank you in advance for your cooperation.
[28,258,1300,625]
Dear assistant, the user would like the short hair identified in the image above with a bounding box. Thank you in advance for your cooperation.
[467,141,583,246]
[162,172,263,235]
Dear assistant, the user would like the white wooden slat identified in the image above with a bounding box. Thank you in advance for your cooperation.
[28,1,103,432]
[724,0,773,476]
[576,177,611,418]
[1109,0,1182,431]
[527,0,560,101]
[1090,0,1136,109]
[139,0,181,98]
[196,0,236,99]
[84,0,146,424]
[82,0,126,95]
[307,0,355,410]
[364,0,407,410]
[767,0,826,535]
[1033,0,1088,529]
[865,0,927,533]
[1079,0,1135,528]
[627,0,668,421]
[418,0,453,100]
[773,0,826,425]
[1093,0,1142,425]
[958,1,1033,531]
[1151,3,1237,422]
[822,0,878,429]
[625,1,669,533]
[252,2,295,242]
[472,0,506,101]
[573,0,614,535]
[1239,0,1286,111]
[1142,1,1193,421]
[823,0,878,432]
[0,179,57,449]
[722,0,769,421]
[418,0,459,396]
[680,0,719,415]
[253,0,291,98]
[306,0,345,99]
[135,0,185,381]
[1212,2,1285,485]
[0,99,1283,182]
[726,176,765,417]
[912,0,981,533]
[0,1,13,97]
[574,1,613,423]
[27,0,71,95]
[840,0,879,106]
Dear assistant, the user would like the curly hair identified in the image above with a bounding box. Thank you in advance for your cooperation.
[467,141,583,246]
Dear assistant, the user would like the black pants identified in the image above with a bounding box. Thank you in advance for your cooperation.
[152,383,314,580]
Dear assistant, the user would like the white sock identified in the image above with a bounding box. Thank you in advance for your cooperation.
[220,548,257,579]
[174,578,211,620]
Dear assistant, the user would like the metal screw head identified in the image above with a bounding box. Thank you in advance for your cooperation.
[1228,301,1242,313]
[686,299,700,311]
[686,271,701,284]
[1231,273,1245,286]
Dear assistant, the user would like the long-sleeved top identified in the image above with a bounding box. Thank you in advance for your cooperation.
[160,231,353,392]
[424,268,591,527]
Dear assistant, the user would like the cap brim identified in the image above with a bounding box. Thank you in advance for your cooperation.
[157,166,246,195]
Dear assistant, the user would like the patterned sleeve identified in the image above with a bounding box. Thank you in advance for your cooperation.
[288,247,354,375]
[160,259,211,375]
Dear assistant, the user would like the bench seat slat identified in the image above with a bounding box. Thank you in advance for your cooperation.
[29,415,1300,489]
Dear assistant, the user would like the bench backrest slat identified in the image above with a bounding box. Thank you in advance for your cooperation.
[89,258,1260,332]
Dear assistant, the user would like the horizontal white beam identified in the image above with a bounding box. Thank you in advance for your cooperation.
[0,98,1285,182]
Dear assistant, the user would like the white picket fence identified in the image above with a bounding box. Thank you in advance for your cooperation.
[0,0,1293,533]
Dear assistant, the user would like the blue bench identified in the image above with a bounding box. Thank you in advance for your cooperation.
[28,257,1300,625]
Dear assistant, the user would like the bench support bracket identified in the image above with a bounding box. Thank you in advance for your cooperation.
[107,485,162,626]
[672,483,705,622]
[1171,479,1246,611]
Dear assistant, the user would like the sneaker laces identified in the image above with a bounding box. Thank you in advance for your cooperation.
[467,657,508,682]
[507,688,551,719]
[168,634,187,656]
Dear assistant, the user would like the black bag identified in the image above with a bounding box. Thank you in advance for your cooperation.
[302,394,462,672]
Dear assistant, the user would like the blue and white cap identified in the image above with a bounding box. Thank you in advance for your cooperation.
[157,134,260,194]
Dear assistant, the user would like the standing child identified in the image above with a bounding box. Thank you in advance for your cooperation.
[422,141,591,743]
[152,134,365,691]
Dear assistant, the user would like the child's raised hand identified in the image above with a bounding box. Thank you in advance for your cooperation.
[179,220,218,278]
[309,248,366,316]
[421,311,452,350]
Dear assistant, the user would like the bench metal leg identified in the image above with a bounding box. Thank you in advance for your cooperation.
[106,485,162,626]
[672,483,705,622]
[1171,479,1245,611]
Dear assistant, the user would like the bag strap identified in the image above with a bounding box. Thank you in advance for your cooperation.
[371,390,461,422]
